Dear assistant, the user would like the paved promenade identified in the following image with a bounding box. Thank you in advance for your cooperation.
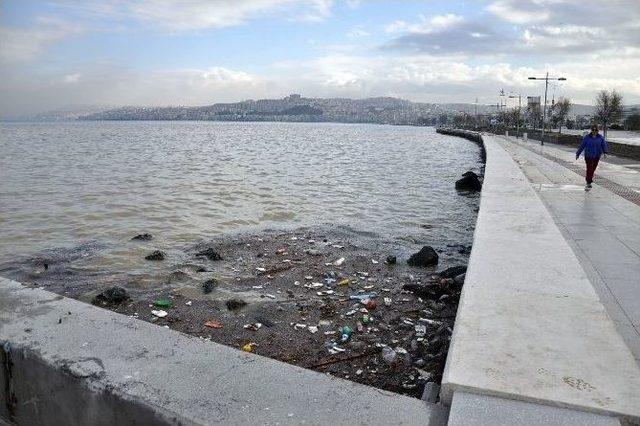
[497,134,640,362]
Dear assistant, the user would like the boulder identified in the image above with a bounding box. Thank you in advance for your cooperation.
[145,250,165,261]
[131,233,153,241]
[92,286,129,306]
[407,246,439,267]
[455,171,482,191]
[202,279,218,294]
[386,255,397,264]
[226,298,247,311]
[196,248,223,261]
[438,265,467,279]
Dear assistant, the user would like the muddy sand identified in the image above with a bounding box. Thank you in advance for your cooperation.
[1,226,470,400]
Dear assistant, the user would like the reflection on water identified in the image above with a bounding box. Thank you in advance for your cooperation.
[0,121,481,275]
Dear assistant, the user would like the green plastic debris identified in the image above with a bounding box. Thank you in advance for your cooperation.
[153,299,172,308]
[340,325,353,342]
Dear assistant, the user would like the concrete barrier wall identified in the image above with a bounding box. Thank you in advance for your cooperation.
[0,277,444,426]
[440,133,640,422]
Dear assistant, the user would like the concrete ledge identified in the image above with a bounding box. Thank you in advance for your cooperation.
[0,277,443,425]
[441,134,640,421]
[448,392,621,426]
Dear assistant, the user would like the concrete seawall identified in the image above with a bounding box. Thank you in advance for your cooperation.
[439,130,640,423]
[0,277,447,425]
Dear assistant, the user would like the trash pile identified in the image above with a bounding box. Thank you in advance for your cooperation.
[9,227,470,400]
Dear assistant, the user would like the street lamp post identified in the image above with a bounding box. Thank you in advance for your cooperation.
[508,93,522,139]
[528,73,567,145]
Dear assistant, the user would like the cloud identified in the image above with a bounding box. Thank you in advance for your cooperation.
[344,0,361,8]
[385,13,465,34]
[50,0,335,31]
[0,17,83,62]
[486,0,551,25]
[386,1,640,58]
[347,25,371,38]
[385,17,508,55]
[0,65,266,116]
[2,51,640,118]
[63,73,82,84]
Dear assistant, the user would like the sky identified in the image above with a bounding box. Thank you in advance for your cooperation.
[1,0,639,117]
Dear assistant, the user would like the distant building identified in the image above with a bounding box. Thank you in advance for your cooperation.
[527,96,541,109]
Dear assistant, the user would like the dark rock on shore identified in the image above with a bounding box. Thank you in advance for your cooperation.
[145,250,165,261]
[446,244,472,255]
[196,248,223,261]
[439,265,467,279]
[132,233,153,241]
[455,171,482,192]
[402,282,438,299]
[407,246,438,267]
[226,298,247,311]
[92,286,129,306]
[202,279,218,294]
[386,255,397,264]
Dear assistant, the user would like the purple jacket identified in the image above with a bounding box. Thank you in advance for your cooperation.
[576,134,607,159]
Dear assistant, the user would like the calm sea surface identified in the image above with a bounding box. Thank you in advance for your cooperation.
[0,121,481,274]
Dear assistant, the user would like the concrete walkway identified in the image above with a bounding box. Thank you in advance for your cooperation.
[442,134,640,422]
[496,134,640,363]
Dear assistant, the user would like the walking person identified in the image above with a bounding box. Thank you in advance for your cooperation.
[576,124,607,191]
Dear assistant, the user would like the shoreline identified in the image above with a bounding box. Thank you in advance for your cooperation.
[0,225,472,399]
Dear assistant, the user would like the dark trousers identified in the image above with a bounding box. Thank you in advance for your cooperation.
[585,156,600,184]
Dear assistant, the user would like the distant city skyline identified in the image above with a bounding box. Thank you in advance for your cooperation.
[1,0,639,117]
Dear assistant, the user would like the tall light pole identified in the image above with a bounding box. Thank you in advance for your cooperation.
[528,73,566,145]
[508,92,522,139]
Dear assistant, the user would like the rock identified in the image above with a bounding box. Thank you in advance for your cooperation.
[92,286,129,306]
[454,273,466,285]
[131,233,153,241]
[438,265,467,279]
[381,347,398,367]
[455,171,482,191]
[145,250,165,261]
[305,249,322,256]
[403,283,438,299]
[446,244,471,255]
[407,246,438,267]
[196,248,222,261]
[386,255,397,264]
[202,279,218,294]
[254,315,275,327]
[413,358,426,368]
[226,298,247,311]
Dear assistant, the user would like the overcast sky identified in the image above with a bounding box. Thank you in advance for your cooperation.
[1,0,639,116]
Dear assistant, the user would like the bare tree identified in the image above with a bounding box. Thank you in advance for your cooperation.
[594,90,624,139]
[551,97,572,134]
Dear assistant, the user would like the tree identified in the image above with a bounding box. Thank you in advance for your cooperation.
[594,90,624,139]
[550,97,572,134]
[526,103,542,131]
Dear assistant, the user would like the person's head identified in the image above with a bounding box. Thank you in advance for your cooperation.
[590,124,599,136]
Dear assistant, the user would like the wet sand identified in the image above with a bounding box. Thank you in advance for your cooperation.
[0,226,469,399]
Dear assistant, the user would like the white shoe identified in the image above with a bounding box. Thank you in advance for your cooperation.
[585,184,591,191]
